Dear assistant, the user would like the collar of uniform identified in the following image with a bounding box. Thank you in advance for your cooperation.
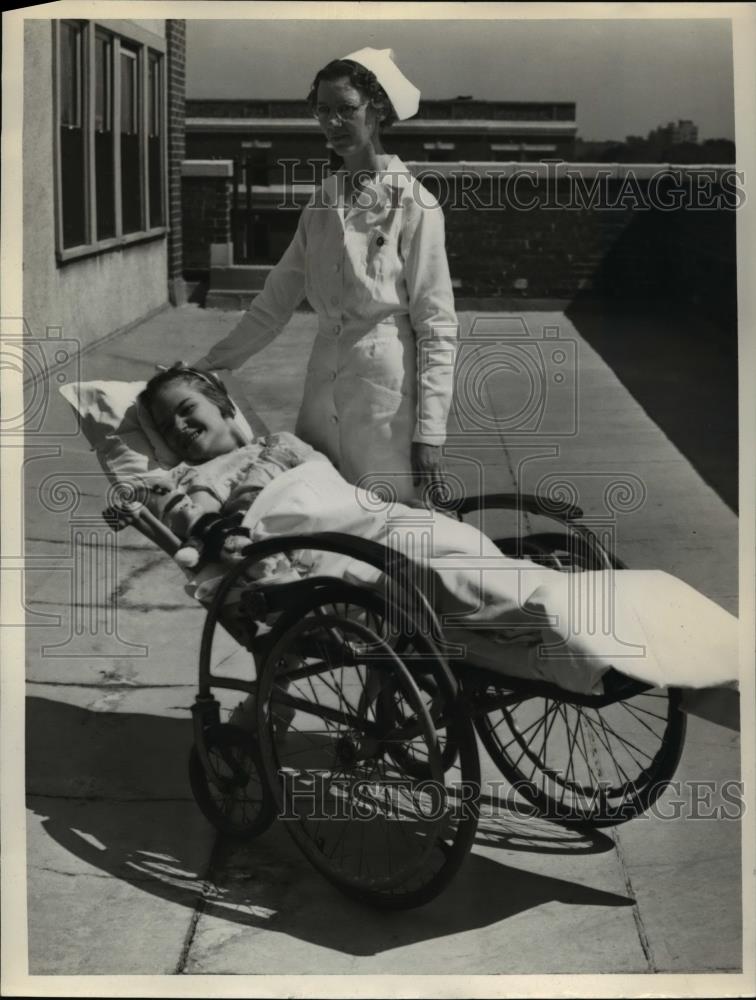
[320,155,411,209]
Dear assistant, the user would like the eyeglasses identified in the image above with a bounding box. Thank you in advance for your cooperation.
[312,101,368,123]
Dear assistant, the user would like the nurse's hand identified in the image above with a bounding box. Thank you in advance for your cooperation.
[191,357,223,374]
[411,442,445,500]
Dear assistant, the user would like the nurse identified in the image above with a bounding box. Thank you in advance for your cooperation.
[194,47,459,502]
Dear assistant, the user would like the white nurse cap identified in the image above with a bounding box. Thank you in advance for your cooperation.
[342,47,420,121]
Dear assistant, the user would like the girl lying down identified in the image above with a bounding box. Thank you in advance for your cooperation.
[136,366,739,726]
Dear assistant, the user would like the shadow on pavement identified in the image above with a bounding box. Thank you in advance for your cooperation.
[27,696,633,957]
[565,300,738,512]
[473,804,615,856]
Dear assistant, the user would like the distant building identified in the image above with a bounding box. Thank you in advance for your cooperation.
[649,119,699,149]
[185,97,576,265]
[186,99,577,175]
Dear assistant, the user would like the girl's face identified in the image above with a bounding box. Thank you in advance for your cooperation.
[314,76,381,158]
[150,381,238,462]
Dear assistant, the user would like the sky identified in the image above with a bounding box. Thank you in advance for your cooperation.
[185,16,735,142]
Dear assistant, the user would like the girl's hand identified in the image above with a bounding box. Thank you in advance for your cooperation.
[411,442,445,498]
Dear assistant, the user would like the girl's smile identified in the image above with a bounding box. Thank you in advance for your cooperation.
[151,382,241,461]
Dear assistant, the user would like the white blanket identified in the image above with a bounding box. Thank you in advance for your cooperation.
[191,459,739,714]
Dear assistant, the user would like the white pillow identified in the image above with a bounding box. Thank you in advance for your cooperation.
[60,374,260,481]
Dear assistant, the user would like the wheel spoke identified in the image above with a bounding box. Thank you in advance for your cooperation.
[618,699,668,737]
[587,711,655,767]
[620,700,669,722]
[584,709,633,787]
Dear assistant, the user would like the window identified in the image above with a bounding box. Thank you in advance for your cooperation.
[423,141,456,163]
[54,20,166,261]
[148,51,164,227]
[59,21,86,248]
[94,30,115,239]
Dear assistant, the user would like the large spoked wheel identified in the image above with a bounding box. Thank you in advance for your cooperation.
[255,584,480,909]
[189,724,275,839]
[475,687,686,826]
[478,527,686,826]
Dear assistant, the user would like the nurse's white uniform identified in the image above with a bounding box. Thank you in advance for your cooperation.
[200,155,458,501]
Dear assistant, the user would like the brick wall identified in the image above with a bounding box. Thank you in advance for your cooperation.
[166,20,186,302]
[182,175,233,272]
[417,174,738,328]
[180,168,738,330]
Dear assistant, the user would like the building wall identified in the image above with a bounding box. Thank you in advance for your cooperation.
[184,98,578,179]
[186,125,576,181]
[181,164,737,332]
[186,97,576,121]
[23,20,168,352]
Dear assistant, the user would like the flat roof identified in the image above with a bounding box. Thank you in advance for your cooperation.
[186,118,577,136]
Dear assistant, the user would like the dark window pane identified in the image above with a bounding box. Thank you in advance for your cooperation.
[121,133,141,233]
[120,50,137,134]
[60,22,81,126]
[96,137,115,240]
[61,127,86,247]
[120,49,142,233]
[95,33,111,131]
[149,53,159,135]
[95,32,115,239]
[248,152,269,186]
[59,22,85,247]
[148,137,163,227]
[148,53,163,227]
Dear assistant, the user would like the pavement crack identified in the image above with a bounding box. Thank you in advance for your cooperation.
[109,554,173,605]
[175,835,228,973]
[36,866,114,880]
[27,680,191,690]
[28,599,196,613]
[610,826,657,972]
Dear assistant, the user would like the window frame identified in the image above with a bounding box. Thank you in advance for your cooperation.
[53,19,168,264]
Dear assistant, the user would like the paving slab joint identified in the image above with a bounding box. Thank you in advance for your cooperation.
[611,826,658,972]
[174,832,226,973]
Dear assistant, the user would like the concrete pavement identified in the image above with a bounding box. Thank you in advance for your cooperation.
[20,303,743,978]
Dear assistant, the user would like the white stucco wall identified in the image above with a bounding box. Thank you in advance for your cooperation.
[23,21,168,353]
[132,20,165,36]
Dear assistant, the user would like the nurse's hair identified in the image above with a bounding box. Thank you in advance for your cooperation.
[307,59,398,128]
[139,365,235,422]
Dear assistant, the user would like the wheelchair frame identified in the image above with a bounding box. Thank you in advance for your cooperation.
[105,491,687,909]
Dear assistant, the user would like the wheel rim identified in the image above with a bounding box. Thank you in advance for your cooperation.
[257,608,449,892]
[478,687,685,824]
[254,587,481,906]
